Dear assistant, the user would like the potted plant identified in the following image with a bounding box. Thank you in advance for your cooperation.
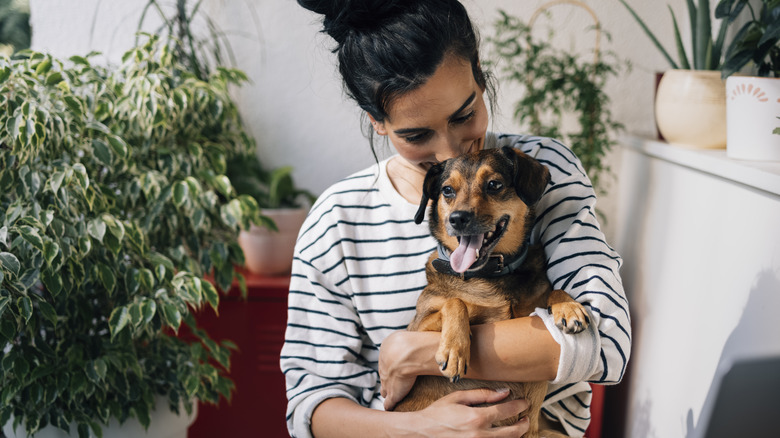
[718,0,780,160]
[0,0,30,56]
[618,0,741,149]
[0,34,262,437]
[227,154,316,276]
[487,5,626,198]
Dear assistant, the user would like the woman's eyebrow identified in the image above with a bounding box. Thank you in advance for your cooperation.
[393,92,478,136]
[448,92,476,121]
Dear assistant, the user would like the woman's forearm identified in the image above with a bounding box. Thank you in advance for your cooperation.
[386,315,560,383]
[468,315,560,382]
[312,397,411,438]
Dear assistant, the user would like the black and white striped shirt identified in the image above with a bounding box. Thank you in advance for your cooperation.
[281,133,631,437]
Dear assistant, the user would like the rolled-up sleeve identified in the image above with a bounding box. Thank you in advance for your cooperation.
[527,138,631,386]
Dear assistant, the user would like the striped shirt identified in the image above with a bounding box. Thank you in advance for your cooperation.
[281,133,631,437]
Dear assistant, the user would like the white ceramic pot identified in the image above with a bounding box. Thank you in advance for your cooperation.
[239,208,308,276]
[3,397,196,438]
[655,69,727,149]
[725,75,780,161]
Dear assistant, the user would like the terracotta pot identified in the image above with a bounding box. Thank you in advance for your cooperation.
[238,208,308,275]
[725,75,780,161]
[655,70,727,149]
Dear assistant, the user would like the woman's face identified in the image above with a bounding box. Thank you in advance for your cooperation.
[373,54,489,172]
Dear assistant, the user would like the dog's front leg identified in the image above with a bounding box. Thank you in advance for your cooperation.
[436,298,471,382]
[547,289,590,335]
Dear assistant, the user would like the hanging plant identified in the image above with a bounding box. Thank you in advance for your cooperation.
[487,7,628,195]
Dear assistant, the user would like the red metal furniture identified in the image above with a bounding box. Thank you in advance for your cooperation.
[188,271,290,438]
[586,383,604,438]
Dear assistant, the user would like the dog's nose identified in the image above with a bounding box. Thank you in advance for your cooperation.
[449,211,474,230]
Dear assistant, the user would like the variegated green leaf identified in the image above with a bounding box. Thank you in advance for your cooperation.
[108,307,129,341]
[87,218,106,243]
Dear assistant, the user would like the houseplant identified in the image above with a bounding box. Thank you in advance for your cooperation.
[0,0,30,56]
[618,0,743,148]
[0,34,262,437]
[487,6,626,196]
[717,0,780,160]
[227,154,316,275]
[137,0,303,275]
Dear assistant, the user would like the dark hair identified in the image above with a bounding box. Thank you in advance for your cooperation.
[297,0,496,133]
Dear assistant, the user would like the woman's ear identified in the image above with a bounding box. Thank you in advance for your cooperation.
[368,114,388,136]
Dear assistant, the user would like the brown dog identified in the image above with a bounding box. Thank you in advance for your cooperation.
[391,147,589,437]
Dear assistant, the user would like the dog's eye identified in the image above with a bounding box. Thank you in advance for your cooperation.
[441,186,456,198]
[486,180,503,193]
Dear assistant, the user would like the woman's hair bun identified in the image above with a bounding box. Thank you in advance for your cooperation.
[297,0,417,44]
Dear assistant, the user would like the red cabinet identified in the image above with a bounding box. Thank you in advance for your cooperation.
[188,271,290,438]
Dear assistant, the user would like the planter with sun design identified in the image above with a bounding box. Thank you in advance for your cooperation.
[726,76,780,161]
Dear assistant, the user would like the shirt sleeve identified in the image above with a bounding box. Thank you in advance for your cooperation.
[280,212,381,438]
[526,137,631,385]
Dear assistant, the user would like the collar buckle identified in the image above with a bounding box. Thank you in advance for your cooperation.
[491,254,505,274]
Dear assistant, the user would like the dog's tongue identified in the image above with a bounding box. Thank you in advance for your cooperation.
[450,234,484,273]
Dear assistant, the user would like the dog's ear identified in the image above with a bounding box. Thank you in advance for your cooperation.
[500,146,551,205]
[414,163,445,224]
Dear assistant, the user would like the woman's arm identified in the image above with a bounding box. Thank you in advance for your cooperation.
[312,388,531,438]
[379,315,561,410]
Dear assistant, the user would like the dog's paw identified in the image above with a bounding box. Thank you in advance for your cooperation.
[435,333,470,382]
[549,301,590,335]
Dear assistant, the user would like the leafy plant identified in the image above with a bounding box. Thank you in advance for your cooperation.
[0,0,30,56]
[227,155,316,211]
[0,35,262,437]
[618,0,740,70]
[487,10,626,195]
[138,0,241,82]
[717,0,780,78]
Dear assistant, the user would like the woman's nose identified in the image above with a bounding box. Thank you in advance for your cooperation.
[434,134,465,162]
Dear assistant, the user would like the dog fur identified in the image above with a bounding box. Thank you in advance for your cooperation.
[390,146,589,437]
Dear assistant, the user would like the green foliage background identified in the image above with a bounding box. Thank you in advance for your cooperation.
[488,11,626,195]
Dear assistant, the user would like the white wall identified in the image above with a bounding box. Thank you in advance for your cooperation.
[29,0,690,235]
[613,139,780,437]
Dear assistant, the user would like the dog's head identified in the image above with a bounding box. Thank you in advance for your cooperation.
[414,146,551,274]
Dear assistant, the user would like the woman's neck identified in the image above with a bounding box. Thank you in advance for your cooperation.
[386,156,428,204]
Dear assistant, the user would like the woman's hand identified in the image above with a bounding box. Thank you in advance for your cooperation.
[379,330,440,410]
[406,388,530,437]
[311,389,529,438]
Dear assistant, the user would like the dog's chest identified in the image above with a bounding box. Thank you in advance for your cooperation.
[435,276,517,323]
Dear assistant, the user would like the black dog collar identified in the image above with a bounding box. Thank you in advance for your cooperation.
[432,242,530,280]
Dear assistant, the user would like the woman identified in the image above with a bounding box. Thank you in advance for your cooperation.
[281,1,630,436]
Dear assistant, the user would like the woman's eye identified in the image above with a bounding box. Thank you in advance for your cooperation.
[451,111,475,125]
[403,131,432,144]
[441,186,456,198]
[486,180,503,193]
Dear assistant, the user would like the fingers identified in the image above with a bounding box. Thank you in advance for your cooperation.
[447,387,513,406]
[445,388,529,428]
[499,415,530,437]
[481,398,528,429]
[383,392,399,411]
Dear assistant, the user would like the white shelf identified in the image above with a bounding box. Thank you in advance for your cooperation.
[622,136,780,197]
